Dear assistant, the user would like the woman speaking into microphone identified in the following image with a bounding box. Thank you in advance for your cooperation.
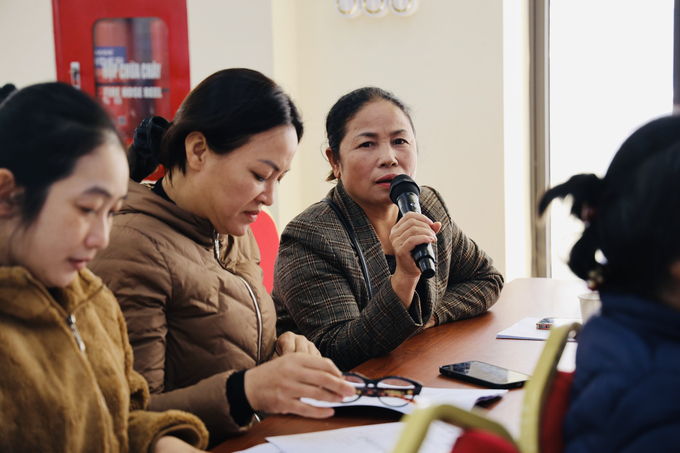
[272,87,503,371]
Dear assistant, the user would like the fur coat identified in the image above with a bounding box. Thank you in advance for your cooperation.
[0,266,209,452]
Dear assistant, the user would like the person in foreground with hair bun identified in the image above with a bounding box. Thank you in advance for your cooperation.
[89,69,354,447]
[540,115,680,453]
[0,82,209,452]
[273,87,503,371]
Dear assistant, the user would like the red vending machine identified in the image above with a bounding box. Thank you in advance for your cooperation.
[52,0,190,180]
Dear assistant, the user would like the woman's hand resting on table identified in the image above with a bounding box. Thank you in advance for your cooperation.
[275,331,321,356]
[244,353,355,418]
[389,211,441,309]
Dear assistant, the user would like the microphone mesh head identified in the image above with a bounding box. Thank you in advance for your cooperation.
[389,174,420,204]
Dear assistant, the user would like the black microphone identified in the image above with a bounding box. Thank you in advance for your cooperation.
[389,175,436,279]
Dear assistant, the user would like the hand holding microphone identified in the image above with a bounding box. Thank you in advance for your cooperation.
[389,175,437,279]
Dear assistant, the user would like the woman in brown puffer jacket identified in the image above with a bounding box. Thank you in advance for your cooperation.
[89,69,354,448]
[0,83,208,452]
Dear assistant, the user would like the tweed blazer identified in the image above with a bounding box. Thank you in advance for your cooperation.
[273,181,504,371]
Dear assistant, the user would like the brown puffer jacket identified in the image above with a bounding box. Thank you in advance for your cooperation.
[89,181,276,445]
[0,266,209,453]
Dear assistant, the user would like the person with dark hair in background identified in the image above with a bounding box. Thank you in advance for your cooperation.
[273,87,503,371]
[0,82,209,452]
[89,68,354,447]
[540,115,680,452]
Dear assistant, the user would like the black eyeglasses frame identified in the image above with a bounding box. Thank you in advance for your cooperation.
[342,372,423,407]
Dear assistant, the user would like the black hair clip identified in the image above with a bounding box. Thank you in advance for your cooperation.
[133,116,170,158]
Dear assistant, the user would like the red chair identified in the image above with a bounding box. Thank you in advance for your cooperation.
[393,322,580,453]
[249,208,279,294]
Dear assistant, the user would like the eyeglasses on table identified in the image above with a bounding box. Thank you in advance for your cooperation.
[342,372,423,407]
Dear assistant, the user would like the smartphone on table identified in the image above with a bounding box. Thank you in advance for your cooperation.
[439,361,530,389]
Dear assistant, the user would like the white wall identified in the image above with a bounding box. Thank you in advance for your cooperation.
[0,0,534,278]
[502,0,532,281]
[272,0,509,275]
[186,0,274,84]
[0,0,56,87]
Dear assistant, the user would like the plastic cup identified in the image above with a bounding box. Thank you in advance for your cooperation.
[578,291,601,324]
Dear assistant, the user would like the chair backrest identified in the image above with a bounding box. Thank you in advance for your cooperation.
[393,404,518,453]
[517,322,581,453]
[538,370,574,453]
[392,322,580,453]
[249,208,279,294]
[452,429,521,453]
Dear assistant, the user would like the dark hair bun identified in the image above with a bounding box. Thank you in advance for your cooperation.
[539,115,680,296]
[128,69,302,182]
[538,173,604,219]
[130,116,169,182]
[133,116,170,158]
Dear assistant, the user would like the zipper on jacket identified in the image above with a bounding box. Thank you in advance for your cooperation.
[213,230,264,364]
[35,283,113,451]
[66,314,86,352]
[65,310,114,449]
[212,230,221,260]
[67,312,114,450]
[235,274,263,364]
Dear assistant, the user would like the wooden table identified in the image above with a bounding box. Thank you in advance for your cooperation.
[212,277,588,452]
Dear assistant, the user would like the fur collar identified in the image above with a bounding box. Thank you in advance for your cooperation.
[0,266,104,322]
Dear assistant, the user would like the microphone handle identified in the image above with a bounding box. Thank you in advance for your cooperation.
[413,244,436,279]
[396,194,436,279]
[396,194,421,215]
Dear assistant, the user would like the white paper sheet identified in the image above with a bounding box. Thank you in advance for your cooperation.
[266,421,462,453]
[235,443,282,453]
[234,388,507,453]
[496,317,578,341]
[302,387,507,415]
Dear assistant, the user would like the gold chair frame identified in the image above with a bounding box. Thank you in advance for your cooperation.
[393,322,581,453]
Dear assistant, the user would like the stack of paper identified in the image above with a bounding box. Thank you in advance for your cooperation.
[236,388,507,453]
[496,317,578,341]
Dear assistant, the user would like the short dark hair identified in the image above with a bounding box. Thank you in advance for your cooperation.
[325,87,415,182]
[129,68,304,182]
[539,115,680,298]
[0,82,123,225]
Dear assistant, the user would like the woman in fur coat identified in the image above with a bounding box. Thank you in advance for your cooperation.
[0,83,209,452]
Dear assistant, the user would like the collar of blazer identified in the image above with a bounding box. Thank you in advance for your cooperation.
[328,179,386,254]
[328,180,439,252]
[325,180,439,305]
